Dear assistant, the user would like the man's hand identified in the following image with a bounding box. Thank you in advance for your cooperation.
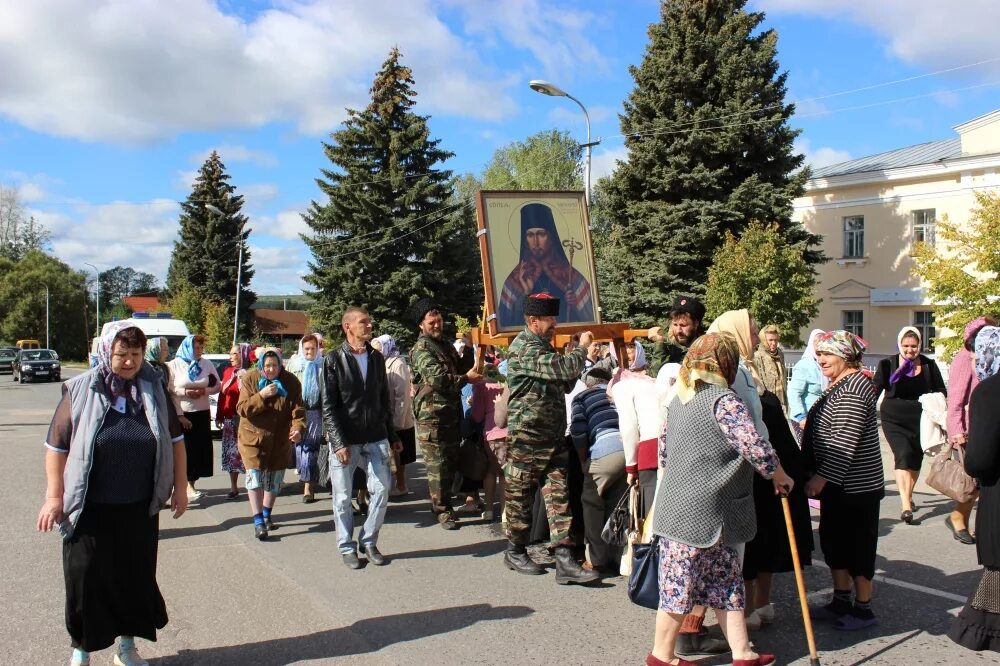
[578,331,594,349]
[647,326,664,343]
[465,368,484,382]
[335,447,351,465]
[805,474,827,498]
[289,430,302,444]
[171,486,188,519]
[391,440,403,453]
[36,497,63,532]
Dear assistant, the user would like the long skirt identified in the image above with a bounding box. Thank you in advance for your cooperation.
[658,537,746,614]
[63,501,167,652]
[949,567,1000,652]
[295,407,322,482]
[183,409,213,482]
[881,398,924,471]
[220,416,245,473]
[397,427,417,466]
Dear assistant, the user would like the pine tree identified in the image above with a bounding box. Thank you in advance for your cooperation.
[167,151,254,336]
[598,0,821,327]
[303,48,481,348]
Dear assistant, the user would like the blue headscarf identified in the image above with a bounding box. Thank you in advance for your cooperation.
[296,335,324,407]
[176,335,203,382]
[257,348,288,398]
[975,326,1000,382]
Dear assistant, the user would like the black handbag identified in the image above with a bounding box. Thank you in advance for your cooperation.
[458,436,491,481]
[601,489,631,546]
[627,536,660,610]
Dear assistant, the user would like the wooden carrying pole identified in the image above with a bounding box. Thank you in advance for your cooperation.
[781,496,821,666]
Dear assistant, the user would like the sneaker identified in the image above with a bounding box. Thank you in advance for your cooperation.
[342,551,362,569]
[481,510,494,521]
[744,610,762,631]
[834,613,878,631]
[186,490,204,502]
[69,654,89,666]
[114,647,148,666]
[810,598,852,622]
[755,603,775,625]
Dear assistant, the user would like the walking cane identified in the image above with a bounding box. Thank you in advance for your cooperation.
[781,495,821,666]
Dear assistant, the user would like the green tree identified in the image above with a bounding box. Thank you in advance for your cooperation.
[166,283,206,334]
[166,151,255,336]
[98,265,158,310]
[597,0,821,327]
[704,222,819,346]
[0,251,89,358]
[481,129,583,190]
[913,191,1000,359]
[201,299,232,353]
[303,48,480,348]
[0,185,51,261]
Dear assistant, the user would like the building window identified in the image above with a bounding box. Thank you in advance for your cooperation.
[843,216,865,258]
[912,209,936,246]
[914,311,935,352]
[843,310,864,339]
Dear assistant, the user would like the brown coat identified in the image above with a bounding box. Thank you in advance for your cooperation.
[237,368,306,471]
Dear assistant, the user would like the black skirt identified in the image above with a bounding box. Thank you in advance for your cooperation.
[63,501,167,652]
[183,409,214,481]
[880,398,924,471]
[397,427,417,466]
[949,568,1000,652]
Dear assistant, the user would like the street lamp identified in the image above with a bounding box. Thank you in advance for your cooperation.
[84,262,100,336]
[43,284,50,349]
[204,204,249,345]
[528,79,601,204]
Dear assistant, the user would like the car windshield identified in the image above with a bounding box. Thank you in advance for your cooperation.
[0,348,16,357]
[208,358,232,376]
[22,350,56,361]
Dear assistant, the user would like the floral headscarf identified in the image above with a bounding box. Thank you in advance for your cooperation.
[144,336,164,364]
[97,319,143,414]
[676,333,740,405]
[975,326,1000,382]
[629,340,646,371]
[815,330,867,365]
[375,334,399,359]
[707,309,764,394]
[890,326,922,385]
[256,348,288,398]
[176,335,203,382]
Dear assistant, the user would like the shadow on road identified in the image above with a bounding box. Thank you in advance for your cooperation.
[155,603,534,665]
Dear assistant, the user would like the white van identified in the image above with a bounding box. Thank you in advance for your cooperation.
[90,313,192,366]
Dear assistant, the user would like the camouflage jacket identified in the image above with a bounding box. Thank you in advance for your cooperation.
[409,334,466,425]
[507,328,588,443]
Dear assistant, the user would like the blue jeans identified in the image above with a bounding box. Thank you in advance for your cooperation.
[330,439,391,554]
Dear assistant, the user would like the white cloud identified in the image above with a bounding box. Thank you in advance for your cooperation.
[2,170,57,203]
[547,104,615,129]
[590,145,628,180]
[792,98,831,118]
[794,138,852,170]
[247,244,309,294]
[240,183,280,210]
[191,145,279,168]
[174,170,199,191]
[0,0,602,143]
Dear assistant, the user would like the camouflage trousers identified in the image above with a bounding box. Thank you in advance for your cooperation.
[416,421,461,522]
[503,437,572,547]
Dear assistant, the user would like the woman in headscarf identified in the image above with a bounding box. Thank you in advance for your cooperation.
[647,333,792,666]
[945,316,996,544]
[611,340,659,516]
[803,331,884,631]
[217,343,252,500]
[237,348,305,540]
[166,334,220,502]
[788,329,827,429]
[873,326,946,524]
[949,326,1000,652]
[752,324,788,413]
[288,334,324,503]
[36,321,187,666]
[375,334,416,497]
[706,309,767,438]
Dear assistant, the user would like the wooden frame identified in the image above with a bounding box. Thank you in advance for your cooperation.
[475,190,602,335]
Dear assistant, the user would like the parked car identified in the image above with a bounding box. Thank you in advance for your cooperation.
[0,347,17,374]
[13,348,61,383]
[16,339,41,350]
[204,353,232,436]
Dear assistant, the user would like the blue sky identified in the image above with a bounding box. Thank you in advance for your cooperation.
[3,0,1000,295]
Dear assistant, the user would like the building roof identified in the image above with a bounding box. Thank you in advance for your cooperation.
[122,296,162,312]
[254,309,309,336]
[809,138,962,179]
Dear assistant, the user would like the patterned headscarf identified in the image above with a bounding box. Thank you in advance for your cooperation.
[975,326,1000,382]
[890,326,922,385]
[238,342,254,372]
[97,319,143,414]
[176,335,203,382]
[815,330,867,365]
[676,333,741,405]
[296,335,323,407]
[629,340,646,371]
[707,309,764,394]
[375,334,399,359]
[758,324,782,361]
[256,348,288,398]
[144,336,164,364]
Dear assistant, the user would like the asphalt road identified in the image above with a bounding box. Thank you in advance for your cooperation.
[3,369,997,665]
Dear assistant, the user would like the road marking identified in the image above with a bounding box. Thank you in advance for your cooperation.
[814,561,969,603]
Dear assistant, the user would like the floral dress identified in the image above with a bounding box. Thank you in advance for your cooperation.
[656,393,778,614]
[219,367,245,473]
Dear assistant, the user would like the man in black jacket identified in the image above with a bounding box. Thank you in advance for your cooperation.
[322,306,402,569]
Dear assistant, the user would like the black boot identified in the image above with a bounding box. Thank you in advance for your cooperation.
[553,546,599,585]
[503,542,544,575]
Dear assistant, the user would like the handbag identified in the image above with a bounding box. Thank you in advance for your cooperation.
[620,486,641,576]
[627,535,660,610]
[926,444,977,503]
[601,488,631,546]
[458,435,491,481]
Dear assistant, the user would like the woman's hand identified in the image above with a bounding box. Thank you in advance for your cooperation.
[626,472,638,487]
[36,497,63,532]
[179,415,193,430]
[772,465,794,496]
[798,418,807,430]
[171,486,188,519]
[950,433,967,447]
[289,429,302,444]
[805,474,827,498]
[260,383,278,399]
[391,439,403,453]
[185,387,205,399]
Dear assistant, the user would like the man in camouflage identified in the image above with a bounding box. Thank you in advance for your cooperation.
[503,293,599,585]
[409,298,482,530]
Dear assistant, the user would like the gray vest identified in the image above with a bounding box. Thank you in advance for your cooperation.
[59,363,175,540]
[652,385,756,548]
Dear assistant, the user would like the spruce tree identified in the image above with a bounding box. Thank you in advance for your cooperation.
[598,0,821,327]
[167,151,255,335]
[303,48,480,348]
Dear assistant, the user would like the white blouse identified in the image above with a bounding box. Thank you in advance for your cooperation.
[166,357,220,413]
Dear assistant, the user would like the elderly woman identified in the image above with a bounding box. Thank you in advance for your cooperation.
[874,326,946,523]
[375,334,416,497]
[752,324,787,412]
[167,334,220,502]
[288,334,324,503]
[949,326,1000,652]
[647,333,792,666]
[945,317,996,544]
[37,322,187,666]
[217,343,251,499]
[237,348,305,540]
[787,329,827,429]
[803,331,884,631]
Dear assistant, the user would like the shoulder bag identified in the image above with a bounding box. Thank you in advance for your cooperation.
[627,535,660,610]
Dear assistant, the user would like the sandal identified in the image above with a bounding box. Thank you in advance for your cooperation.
[226,490,239,500]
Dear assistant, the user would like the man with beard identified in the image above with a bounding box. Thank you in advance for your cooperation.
[648,296,707,375]
[503,293,599,585]
[409,298,482,530]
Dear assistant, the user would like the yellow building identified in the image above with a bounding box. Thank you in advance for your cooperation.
[793,109,1000,357]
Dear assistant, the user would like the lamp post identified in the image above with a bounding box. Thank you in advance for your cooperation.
[44,284,50,349]
[528,79,601,204]
[84,262,100,336]
[205,204,248,346]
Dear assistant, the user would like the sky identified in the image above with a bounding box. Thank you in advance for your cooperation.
[4,0,1000,297]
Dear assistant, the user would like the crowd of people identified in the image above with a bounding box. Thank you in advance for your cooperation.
[33,293,1000,665]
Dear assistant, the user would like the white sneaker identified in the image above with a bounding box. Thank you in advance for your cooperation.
[69,656,89,666]
[114,647,148,666]
[482,510,494,521]
[187,490,204,502]
[755,603,775,624]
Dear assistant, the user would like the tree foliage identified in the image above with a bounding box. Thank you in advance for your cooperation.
[596,0,821,327]
[201,299,233,354]
[165,283,206,334]
[0,185,51,261]
[912,191,1000,358]
[704,222,819,346]
[481,129,583,191]
[303,48,481,348]
[98,265,158,309]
